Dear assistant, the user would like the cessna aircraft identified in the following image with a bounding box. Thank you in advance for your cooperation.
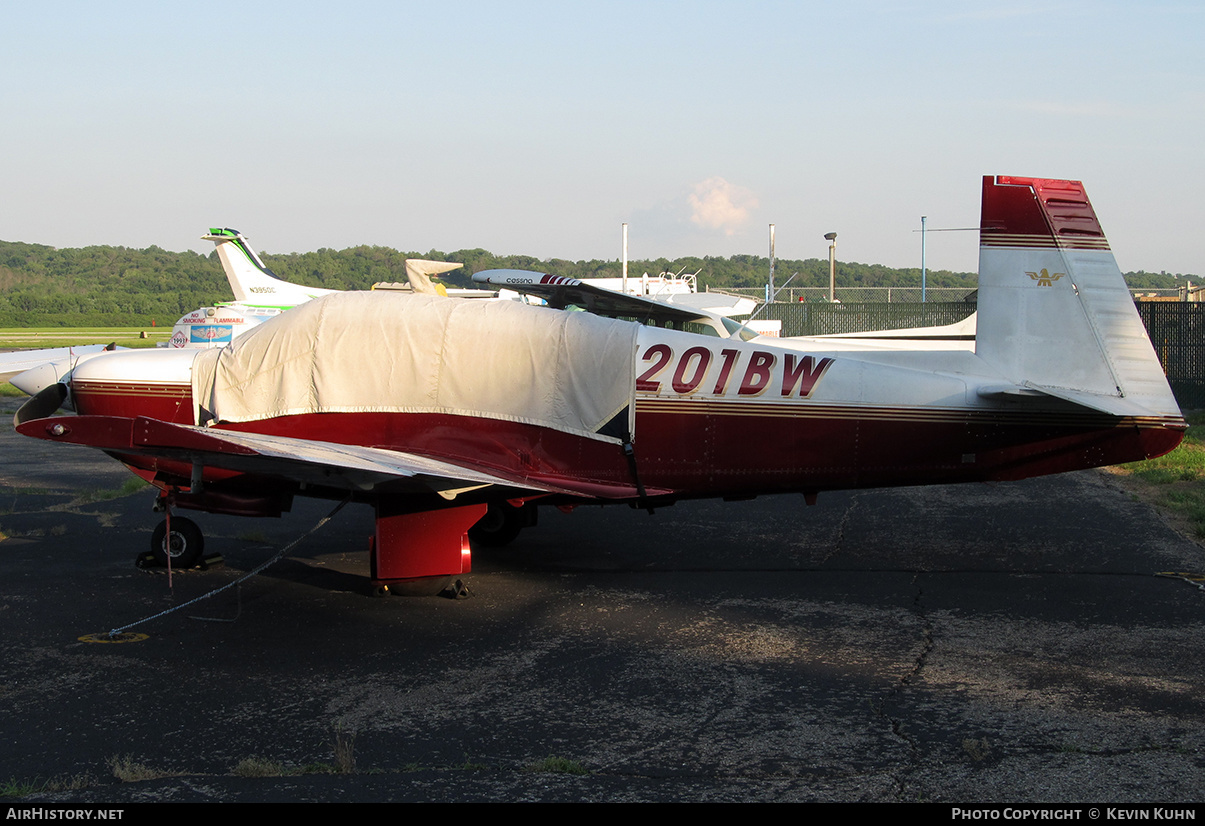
[14,176,1186,595]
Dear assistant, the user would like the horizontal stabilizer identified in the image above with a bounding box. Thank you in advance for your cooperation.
[977,382,1184,420]
[1024,383,1185,420]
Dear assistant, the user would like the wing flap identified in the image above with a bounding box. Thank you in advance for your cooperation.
[134,420,521,496]
[17,414,668,501]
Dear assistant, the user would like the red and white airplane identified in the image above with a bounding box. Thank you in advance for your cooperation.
[14,176,1186,594]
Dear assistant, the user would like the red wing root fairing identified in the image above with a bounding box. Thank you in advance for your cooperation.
[15,176,1185,595]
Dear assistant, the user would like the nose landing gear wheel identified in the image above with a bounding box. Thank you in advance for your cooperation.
[151,517,204,569]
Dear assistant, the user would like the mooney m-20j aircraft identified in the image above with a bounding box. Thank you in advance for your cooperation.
[14,176,1186,594]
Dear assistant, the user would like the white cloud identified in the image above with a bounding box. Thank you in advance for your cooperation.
[687,177,758,236]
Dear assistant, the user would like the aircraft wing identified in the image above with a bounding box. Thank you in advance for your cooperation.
[15,412,665,502]
[472,269,709,325]
[657,291,758,318]
[0,344,124,385]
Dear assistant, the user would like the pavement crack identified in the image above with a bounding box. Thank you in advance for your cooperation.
[877,573,935,799]
[820,492,860,565]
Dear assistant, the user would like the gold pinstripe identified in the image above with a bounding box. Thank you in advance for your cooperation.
[73,381,191,399]
[980,233,1111,251]
[635,396,1183,430]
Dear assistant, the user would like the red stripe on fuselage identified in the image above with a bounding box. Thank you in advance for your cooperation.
[71,384,1184,498]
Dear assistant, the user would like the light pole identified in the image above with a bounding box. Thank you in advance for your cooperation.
[768,224,776,304]
[920,215,927,303]
[825,232,837,302]
[621,223,629,295]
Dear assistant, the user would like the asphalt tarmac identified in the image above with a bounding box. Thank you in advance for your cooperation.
[0,408,1202,803]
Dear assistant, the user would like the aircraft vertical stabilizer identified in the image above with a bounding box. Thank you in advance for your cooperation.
[204,228,336,306]
[974,176,1179,418]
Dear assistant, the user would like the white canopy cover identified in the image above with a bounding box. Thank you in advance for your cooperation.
[191,292,639,444]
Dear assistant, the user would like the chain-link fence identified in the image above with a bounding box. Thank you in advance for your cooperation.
[1136,302,1205,409]
[1131,289,1190,300]
[716,286,1185,303]
[717,286,977,304]
[755,301,975,337]
[722,294,1204,410]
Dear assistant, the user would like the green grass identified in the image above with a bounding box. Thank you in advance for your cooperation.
[331,726,356,774]
[0,773,95,798]
[232,757,287,778]
[0,327,171,349]
[1118,411,1205,537]
[1124,411,1205,482]
[73,476,151,504]
[0,777,43,798]
[108,755,173,783]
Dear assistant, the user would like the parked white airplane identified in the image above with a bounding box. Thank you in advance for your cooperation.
[14,176,1185,596]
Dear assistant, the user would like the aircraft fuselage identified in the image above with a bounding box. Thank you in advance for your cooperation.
[59,325,1183,508]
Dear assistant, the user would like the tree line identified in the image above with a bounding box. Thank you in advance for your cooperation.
[0,238,1190,327]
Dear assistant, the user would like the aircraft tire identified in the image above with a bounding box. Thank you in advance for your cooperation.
[381,576,453,597]
[151,516,204,569]
[468,503,525,548]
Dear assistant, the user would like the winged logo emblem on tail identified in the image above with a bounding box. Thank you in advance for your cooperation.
[1026,268,1065,287]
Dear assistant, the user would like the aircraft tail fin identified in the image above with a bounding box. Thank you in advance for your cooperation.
[405,259,464,296]
[974,176,1180,420]
[203,228,335,307]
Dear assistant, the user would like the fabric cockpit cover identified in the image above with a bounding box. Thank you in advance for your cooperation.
[191,292,638,443]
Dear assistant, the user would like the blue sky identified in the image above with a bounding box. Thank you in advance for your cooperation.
[2,1,1201,275]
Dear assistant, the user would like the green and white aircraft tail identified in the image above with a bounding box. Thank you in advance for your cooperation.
[203,228,338,309]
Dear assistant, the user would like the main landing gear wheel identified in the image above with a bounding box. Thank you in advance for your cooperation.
[468,503,528,548]
[151,516,204,569]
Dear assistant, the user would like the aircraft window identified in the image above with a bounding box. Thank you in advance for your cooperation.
[600,312,748,340]
[682,321,722,338]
